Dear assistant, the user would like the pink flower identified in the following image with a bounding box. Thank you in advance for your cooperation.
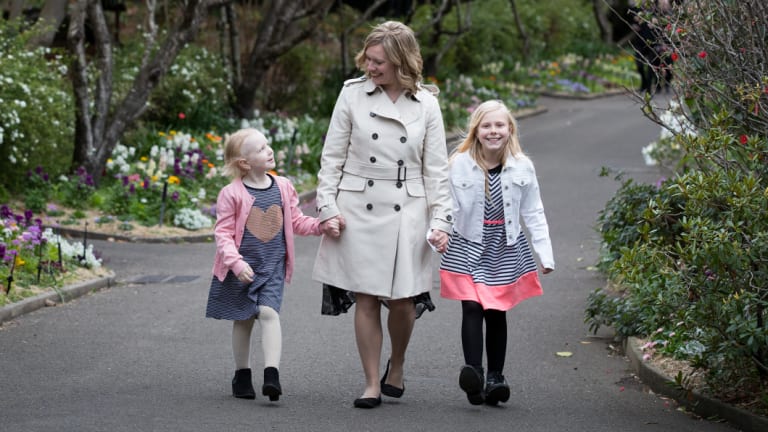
[178,112,186,120]
[698,51,707,59]
[670,52,679,62]
[739,134,748,144]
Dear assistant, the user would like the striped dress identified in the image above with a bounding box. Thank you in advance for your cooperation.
[439,165,542,311]
[206,181,286,320]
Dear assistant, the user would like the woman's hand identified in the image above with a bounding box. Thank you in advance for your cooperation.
[428,229,449,253]
[542,267,554,274]
[321,215,346,238]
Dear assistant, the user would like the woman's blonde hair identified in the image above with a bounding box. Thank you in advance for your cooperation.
[221,128,262,179]
[354,21,423,95]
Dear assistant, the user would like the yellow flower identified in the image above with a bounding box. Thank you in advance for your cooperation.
[15,255,25,267]
[158,132,166,137]
[168,175,181,185]
[170,130,177,136]
[140,156,148,162]
[151,175,159,182]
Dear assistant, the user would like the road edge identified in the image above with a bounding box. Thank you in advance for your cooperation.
[0,272,116,326]
[625,336,768,432]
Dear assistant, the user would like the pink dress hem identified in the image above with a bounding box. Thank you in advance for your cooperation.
[439,269,543,311]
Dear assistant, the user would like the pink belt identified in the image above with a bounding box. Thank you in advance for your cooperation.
[483,219,504,225]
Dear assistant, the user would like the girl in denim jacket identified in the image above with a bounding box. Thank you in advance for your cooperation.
[440,100,554,406]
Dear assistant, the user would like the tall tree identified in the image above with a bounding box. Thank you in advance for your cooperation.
[591,0,613,44]
[507,0,530,60]
[4,0,24,20]
[67,0,226,181]
[230,0,334,119]
[420,0,471,78]
[26,0,69,47]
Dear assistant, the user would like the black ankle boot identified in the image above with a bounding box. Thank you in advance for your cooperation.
[262,367,282,401]
[232,368,256,399]
[484,371,510,406]
[459,365,485,405]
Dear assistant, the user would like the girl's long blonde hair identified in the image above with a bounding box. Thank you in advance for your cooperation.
[451,100,524,197]
[452,100,524,163]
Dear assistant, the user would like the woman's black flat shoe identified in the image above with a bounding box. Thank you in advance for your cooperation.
[353,396,382,408]
[380,359,405,398]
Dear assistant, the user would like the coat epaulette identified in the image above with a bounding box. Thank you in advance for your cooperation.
[343,76,367,87]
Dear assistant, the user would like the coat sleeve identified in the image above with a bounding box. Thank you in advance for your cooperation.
[315,86,351,222]
[519,162,555,270]
[420,93,453,233]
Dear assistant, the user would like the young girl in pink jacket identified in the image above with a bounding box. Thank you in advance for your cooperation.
[206,128,341,402]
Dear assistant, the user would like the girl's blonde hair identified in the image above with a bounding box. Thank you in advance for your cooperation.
[221,128,262,179]
[452,100,524,198]
[453,100,524,163]
[354,21,423,95]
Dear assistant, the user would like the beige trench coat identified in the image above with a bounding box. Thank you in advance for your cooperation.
[312,77,453,299]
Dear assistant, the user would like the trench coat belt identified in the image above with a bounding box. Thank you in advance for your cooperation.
[342,160,423,181]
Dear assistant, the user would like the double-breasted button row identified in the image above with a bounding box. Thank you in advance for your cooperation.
[364,203,402,212]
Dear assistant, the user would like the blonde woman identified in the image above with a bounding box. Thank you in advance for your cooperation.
[312,21,453,408]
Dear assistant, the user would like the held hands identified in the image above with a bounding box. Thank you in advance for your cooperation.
[428,229,449,253]
[542,267,554,275]
[237,263,255,283]
[321,215,346,238]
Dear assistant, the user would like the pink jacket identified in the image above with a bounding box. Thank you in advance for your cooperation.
[211,176,321,283]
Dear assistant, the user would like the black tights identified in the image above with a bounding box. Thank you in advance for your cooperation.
[461,300,507,373]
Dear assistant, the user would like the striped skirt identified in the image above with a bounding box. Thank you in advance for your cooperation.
[439,226,542,311]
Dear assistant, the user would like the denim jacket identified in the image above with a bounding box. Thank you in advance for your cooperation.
[449,152,554,269]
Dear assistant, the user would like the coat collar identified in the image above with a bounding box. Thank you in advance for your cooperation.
[362,77,423,102]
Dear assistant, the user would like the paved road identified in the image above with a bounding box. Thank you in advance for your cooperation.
[0,94,738,431]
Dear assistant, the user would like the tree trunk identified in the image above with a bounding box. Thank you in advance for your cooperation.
[422,0,471,78]
[68,0,220,181]
[508,0,530,61]
[233,0,334,119]
[339,0,389,78]
[27,0,69,47]
[592,0,613,44]
[6,0,24,20]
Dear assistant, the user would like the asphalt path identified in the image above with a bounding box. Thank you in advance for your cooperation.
[0,94,738,432]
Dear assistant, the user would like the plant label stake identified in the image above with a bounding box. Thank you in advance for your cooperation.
[159,181,168,226]
[77,222,88,264]
[36,240,44,284]
[6,252,16,295]
[56,227,63,271]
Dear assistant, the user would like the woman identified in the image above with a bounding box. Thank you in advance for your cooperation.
[312,21,453,409]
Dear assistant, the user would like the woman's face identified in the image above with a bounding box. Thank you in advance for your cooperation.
[364,44,397,89]
[477,109,510,156]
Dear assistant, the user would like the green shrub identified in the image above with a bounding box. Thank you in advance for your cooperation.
[143,44,235,132]
[591,2,768,408]
[0,19,74,192]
